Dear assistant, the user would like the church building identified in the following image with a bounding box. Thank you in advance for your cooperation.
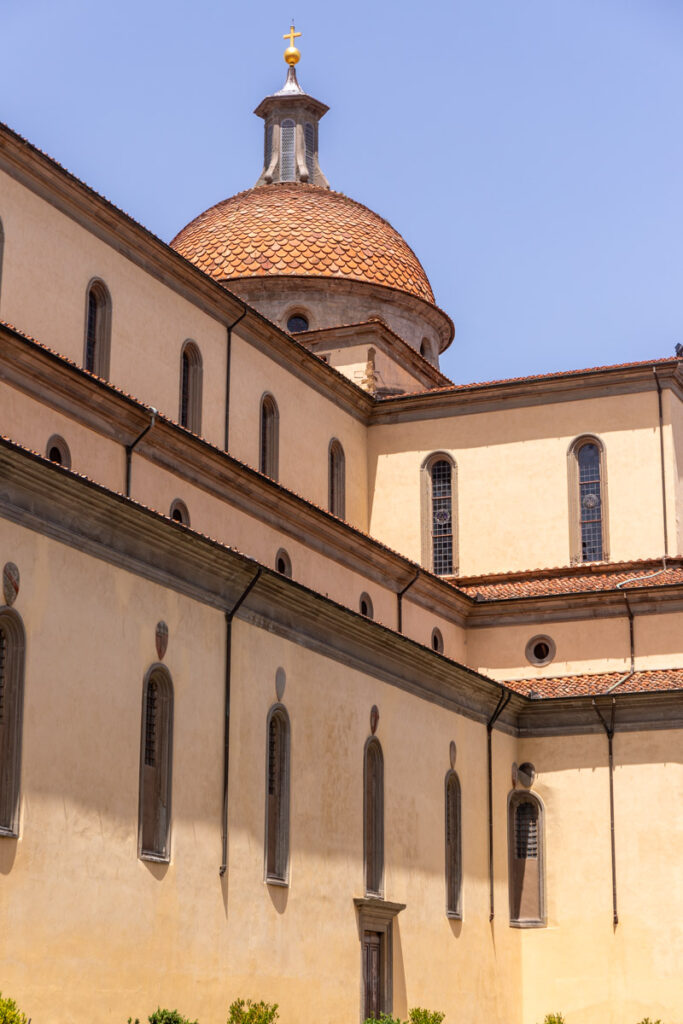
[0,28,681,1024]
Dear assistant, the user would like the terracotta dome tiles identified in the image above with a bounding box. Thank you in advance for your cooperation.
[170,183,435,305]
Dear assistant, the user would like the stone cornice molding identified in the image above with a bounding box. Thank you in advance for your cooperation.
[0,438,681,736]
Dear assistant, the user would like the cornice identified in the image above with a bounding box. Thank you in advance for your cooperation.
[465,585,683,627]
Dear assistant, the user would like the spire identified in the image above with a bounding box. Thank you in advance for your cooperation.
[254,26,330,188]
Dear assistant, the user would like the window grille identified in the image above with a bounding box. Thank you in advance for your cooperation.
[431,459,453,575]
[514,800,539,859]
[180,351,190,426]
[0,610,26,836]
[304,122,315,181]
[445,771,461,915]
[265,123,273,169]
[364,739,384,896]
[329,440,346,518]
[83,281,111,378]
[0,627,5,721]
[265,708,290,882]
[144,680,157,767]
[85,289,99,373]
[260,395,279,479]
[280,120,296,181]
[578,443,603,561]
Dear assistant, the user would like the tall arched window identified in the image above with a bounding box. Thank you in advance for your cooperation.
[304,122,315,180]
[83,279,112,379]
[508,791,545,926]
[179,340,203,433]
[265,705,290,884]
[260,393,279,480]
[364,738,384,896]
[0,608,26,837]
[139,666,173,861]
[445,770,462,917]
[280,119,296,182]
[0,217,5,307]
[329,439,346,518]
[421,453,456,576]
[568,436,608,564]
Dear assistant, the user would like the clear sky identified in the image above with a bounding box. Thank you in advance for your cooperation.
[3,0,682,384]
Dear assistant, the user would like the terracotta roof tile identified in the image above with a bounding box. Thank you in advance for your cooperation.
[170,183,435,304]
[506,667,683,698]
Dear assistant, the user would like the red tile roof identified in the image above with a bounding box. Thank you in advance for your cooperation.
[506,667,683,698]
[170,183,436,304]
[455,558,683,601]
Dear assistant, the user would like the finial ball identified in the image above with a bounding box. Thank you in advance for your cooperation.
[284,45,300,65]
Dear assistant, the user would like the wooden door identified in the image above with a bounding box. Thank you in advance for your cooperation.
[363,930,382,1020]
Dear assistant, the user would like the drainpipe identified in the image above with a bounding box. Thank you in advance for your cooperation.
[487,688,512,921]
[653,368,670,558]
[225,307,247,452]
[220,567,262,876]
[592,698,618,927]
[397,570,420,633]
[125,408,157,497]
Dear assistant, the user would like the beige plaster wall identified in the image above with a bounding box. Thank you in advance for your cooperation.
[368,391,673,575]
[518,729,683,1024]
[0,517,519,1024]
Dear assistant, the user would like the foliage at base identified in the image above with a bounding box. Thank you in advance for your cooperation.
[0,993,28,1024]
[127,1010,198,1024]
[362,1009,445,1024]
[541,1015,566,1024]
[227,999,279,1024]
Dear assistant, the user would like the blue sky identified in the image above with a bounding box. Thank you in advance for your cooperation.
[3,0,682,384]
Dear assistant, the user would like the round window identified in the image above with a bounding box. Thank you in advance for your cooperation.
[525,634,556,667]
[287,314,309,333]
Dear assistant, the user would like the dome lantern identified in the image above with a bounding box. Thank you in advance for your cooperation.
[254,26,330,188]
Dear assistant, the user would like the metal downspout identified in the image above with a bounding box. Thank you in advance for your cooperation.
[397,570,420,633]
[487,689,512,921]
[592,698,619,926]
[220,567,262,876]
[225,308,247,452]
[125,408,157,497]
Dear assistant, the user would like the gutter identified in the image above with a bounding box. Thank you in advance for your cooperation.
[224,307,247,451]
[220,568,263,876]
[125,408,156,497]
[592,698,619,927]
[487,689,512,921]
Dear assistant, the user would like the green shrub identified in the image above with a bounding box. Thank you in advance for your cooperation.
[127,1011,198,1024]
[542,1015,566,1024]
[636,1019,662,1024]
[0,993,28,1024]
[227,999,279,1024]
[362,1015,403,1024]
[409,1011,445,1024]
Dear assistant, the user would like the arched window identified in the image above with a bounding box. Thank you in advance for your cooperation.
[431,627,444,654]
[46,434,71,470]
[364,738,384,896]
[287,313,309,333]
[0,217,5,306]
[359,593,373,619]
[0,608,26,837]
[139,666,173,861]
[280,119,296,182]
[420,338,434,363]
[568,436,608,564]
[445,770,462,917]
[508,791,545,926]
[169,499,190,526]
[83,279,112,379]
[179,340,203,434]
[329,439,346,518]
[265,705,290,884]
[275,549,292,578]
[304,122,315,180]
[260,393,279,480]
[421,454,456,576]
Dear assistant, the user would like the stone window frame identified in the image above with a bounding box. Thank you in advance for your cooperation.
[46,434,72,470]
[567,433,609,565]
[359,592,374,620]
[259,392,279,481]
[264,702,291,886]
[420,451,458,576]
[363,736,384,897]
[275,548,292,578]
[179,339,203,435]
[0,606,26,838]
[353,897,405,1021]
[284,306,311,334]
[525,634,556,667]
[83,277,112,379]
[328,438,346,519]
[169,499,190,527]
[445,769,462,919]
[507,789,546,928]
[431,627,444,654]
[138,664,174,863]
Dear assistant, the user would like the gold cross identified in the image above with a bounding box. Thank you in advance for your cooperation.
[283,24,301,47]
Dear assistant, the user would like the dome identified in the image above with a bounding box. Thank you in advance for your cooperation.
[170,183,436,305]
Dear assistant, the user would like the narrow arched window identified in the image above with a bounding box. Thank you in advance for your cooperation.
[364,738,384,896]
[508,792,545,926]
[169,499,190,526]
[265,705,290,884]
[0,609,26,837]
[46,434,71,470]
[179,340,203,434]
[280,119,296,182]
[275,549,292,578]
[422,454,456,575]
[445,770,462,917]
[260,393,279,480]
[304,122,315,180]
[0,218,5,307]
[359,593,373,619]
[329,439,346,518]
[568,436,608,564]
[432,627,444,654]
[84,279,112,378]
[139,667,173,861]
